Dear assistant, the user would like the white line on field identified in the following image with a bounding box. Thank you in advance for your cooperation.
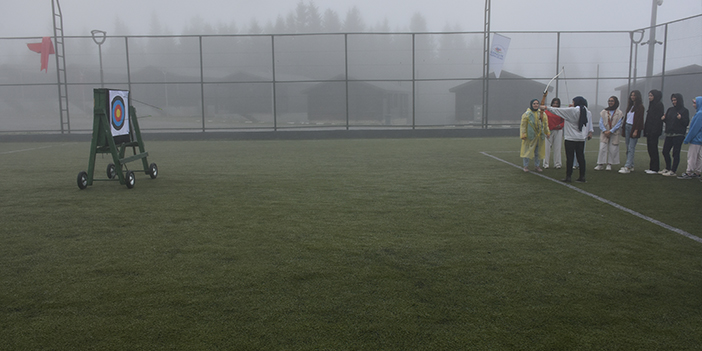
[0,144,67,155]
[480,151,702,244]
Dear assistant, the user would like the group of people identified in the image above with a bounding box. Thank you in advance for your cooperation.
[519,91,702,183]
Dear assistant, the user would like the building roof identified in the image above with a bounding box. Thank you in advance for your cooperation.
[449,70,554,93]
[614,64,702,91]
[304,74,411,94]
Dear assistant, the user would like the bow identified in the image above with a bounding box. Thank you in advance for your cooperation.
[540,68,564,118]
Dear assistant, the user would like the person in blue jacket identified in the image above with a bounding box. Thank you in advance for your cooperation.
[678,96,702,179]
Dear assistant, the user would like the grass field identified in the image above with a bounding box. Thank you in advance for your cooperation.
[1,137,701,350]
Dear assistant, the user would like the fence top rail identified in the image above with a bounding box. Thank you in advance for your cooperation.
[0,28,683,41]
[0,30,634,41]
[2,13,699,40]
[633,12,702,31]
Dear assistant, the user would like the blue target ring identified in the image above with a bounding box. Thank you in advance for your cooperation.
[111,96,126,131]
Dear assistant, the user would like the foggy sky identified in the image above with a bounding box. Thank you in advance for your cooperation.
[3,0,702,37]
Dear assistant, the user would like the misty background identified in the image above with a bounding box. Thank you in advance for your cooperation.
[1,1,701,132]
[5,0,702,36]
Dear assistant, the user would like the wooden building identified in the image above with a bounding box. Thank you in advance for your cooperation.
[449,71,553,124]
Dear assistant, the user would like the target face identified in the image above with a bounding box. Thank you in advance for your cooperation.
[111,96,125,130]
[108,90,130,137]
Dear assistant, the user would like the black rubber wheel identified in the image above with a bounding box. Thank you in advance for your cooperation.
[126,170,135,189]
[77,171,88,190]
[148,163,158,179]
[106,163,116,179]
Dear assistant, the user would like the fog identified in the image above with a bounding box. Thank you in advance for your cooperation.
[0,1,701,133]
[3,0,701,37]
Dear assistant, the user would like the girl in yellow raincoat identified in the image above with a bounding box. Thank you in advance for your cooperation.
[520,99,550,172]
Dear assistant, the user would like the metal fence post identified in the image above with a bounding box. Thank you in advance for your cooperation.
[560,32,561,98]
[660,23,668,92]
[125,37,131,93]
[412,33,416,130]
[345,34,350,130]
[199,36,205,132]
[271,35,278,131]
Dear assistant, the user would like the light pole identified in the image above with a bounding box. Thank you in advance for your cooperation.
[481,0,491,128]
[91,30,107,87]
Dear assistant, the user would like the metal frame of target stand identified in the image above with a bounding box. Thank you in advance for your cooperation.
[77,88,158,189]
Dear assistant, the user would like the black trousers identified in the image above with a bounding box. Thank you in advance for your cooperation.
[565,140,586,180]
[646,135,661,172]
[662,135,684,172]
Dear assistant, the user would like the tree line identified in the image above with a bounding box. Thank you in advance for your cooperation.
[113,1,460,36]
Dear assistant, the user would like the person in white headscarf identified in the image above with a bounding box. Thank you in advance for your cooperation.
[594,96,623,171]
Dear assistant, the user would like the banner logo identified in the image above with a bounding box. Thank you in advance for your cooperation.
[490,46,506,60]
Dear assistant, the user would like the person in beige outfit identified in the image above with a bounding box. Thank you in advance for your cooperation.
[595,96,624,171]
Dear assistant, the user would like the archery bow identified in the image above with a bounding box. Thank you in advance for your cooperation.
[540,67,564,117]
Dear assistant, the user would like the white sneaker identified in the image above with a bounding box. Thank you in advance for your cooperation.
[594,165,604,171]
[663,170,676,177]
[658,169,669,175]
[605,164,612,171]
[644,170,658,174]
[618,167,631,174]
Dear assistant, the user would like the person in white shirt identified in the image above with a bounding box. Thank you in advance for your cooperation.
[618,90,645,174]
[543,96,593,183]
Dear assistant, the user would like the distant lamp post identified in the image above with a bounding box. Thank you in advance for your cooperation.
[631,30,644,79]
[91,29,107,87]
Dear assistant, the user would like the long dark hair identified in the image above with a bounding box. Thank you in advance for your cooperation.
[626,90,643,113]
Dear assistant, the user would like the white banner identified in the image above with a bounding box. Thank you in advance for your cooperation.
[489,34,511,79]
[109,90,130,137]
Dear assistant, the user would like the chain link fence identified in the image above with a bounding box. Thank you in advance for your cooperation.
[0,14,700,134]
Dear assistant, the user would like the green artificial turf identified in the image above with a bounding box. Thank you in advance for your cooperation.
[1,138,701,350]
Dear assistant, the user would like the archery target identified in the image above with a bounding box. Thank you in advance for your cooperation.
[109,90,130,137]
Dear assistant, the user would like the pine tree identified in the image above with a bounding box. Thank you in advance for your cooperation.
[322,9,341,33]
[342,6,365,32]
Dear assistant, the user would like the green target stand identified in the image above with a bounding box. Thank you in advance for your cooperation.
[76,88,158,189]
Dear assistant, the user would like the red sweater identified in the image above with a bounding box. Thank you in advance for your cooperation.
[545,110,564,130]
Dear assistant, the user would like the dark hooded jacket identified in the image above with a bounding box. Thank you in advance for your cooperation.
[663,93,690,136]
[643,90,665,138]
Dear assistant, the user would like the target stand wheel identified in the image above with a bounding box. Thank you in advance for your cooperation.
[149,163,158,179]
[125,170,136,189]
[106,163,117,179]
[77,171,88,190]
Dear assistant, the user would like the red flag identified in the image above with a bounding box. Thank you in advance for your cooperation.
[27,37,55,72]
